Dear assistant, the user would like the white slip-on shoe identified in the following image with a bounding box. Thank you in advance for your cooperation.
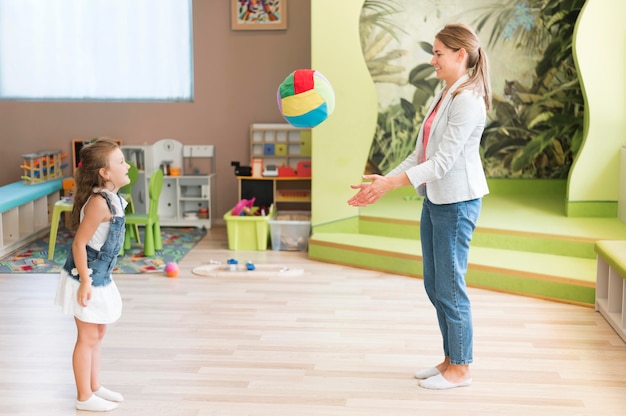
[414,367,440,379]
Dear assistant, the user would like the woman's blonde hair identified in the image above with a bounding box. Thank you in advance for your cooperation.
[436,23,491,110]
[70,138,120,230]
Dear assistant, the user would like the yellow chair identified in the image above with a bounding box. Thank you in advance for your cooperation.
[48,178,76,260]
[123,169,164,257]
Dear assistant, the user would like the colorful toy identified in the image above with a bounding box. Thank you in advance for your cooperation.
[224,259,256,271]
[192,260,304,278]
[21,150,68,184]
[165,262,179,278]
[226,258,239,271]
[231,197,256,216]
[277,69,335,128]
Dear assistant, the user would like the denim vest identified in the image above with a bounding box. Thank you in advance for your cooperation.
[63,192,126,287]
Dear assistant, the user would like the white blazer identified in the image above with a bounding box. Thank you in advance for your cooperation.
[387,74,489,204]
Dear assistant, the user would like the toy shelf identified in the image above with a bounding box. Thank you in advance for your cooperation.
[238,176,311,211]
[250,123,311,170]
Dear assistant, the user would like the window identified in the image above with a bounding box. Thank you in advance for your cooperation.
[0,0,193,101]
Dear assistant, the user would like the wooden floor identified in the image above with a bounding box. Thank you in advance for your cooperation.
[2,226,626,415]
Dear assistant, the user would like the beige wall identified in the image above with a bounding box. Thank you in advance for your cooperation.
[0,0,311,219]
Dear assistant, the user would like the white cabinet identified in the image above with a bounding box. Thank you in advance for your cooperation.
[121,145,152,215]
[158,174,215,228]
[121,141,216,229]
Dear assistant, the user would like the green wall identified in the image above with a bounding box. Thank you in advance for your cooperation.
[311,0,378,225]
[567,0,626,212]
[311,0,626,228]
[311,0,375,227]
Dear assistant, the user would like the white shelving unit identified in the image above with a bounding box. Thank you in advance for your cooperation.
[250,123,311,170]
[159,174,215,228]
[244,123,312,212]
[121,145,153,215]
[121,141,216,228]
[595,240,626,343]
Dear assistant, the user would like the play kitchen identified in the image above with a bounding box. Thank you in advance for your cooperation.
[159,161,180,176]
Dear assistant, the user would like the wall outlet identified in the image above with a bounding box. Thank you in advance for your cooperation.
[183,145,214,157]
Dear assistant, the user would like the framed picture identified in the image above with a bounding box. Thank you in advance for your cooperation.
[231,0,287,31]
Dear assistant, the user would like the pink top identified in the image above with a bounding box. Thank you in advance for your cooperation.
[422,107,438,162]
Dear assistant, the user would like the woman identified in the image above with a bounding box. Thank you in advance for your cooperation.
[348,23,491,390]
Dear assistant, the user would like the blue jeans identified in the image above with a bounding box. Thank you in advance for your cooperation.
[420,194,481,365]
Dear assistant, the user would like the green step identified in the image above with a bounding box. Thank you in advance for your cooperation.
[309,232,596,306]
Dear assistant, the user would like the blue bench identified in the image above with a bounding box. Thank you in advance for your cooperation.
[0,178,64,213]
[0,178,65,258]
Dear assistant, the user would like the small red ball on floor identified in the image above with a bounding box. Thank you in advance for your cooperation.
[165,262,179,278]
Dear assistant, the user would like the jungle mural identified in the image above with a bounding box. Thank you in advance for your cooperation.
[360,0,585,179]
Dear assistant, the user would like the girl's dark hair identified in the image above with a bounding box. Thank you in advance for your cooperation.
[70,138,120,230]
[436,23,492,110]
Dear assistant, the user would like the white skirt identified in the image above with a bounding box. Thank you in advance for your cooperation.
[55,269,122,324]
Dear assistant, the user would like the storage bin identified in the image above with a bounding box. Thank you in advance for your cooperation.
[269,211,311,251]
[296,160,311,177]
[224,206,275,250]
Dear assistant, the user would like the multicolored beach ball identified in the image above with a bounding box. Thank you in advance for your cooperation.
[277,69,335,128]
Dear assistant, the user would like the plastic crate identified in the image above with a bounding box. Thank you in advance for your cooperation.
[268,211,311,251]
[224,206,275,250]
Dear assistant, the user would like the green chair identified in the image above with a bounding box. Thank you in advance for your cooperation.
[120,162,140,244]
[123,169,164,257]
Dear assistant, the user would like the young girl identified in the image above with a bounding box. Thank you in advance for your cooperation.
[55,138,130,411]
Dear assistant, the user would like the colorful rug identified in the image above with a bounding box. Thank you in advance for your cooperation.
[0,227,206,274]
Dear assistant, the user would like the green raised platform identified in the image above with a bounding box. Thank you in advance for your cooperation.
[309,181,626,307]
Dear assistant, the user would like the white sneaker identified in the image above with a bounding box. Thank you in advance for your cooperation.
[75,394,118,411]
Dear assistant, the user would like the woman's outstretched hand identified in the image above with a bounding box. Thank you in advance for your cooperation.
[348,174,390,207]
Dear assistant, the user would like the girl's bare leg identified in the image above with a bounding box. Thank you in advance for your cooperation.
[73,319,118,410]
[73,318,99,401]
[90,324,106,392]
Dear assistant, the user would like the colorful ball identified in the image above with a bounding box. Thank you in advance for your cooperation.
[277,69,335,128]
[165,262,179,278]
